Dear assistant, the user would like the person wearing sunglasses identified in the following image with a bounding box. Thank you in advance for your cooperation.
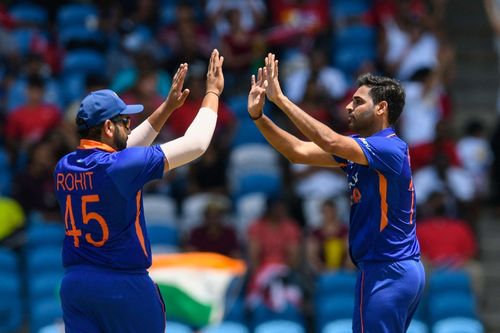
[53,49,224,333]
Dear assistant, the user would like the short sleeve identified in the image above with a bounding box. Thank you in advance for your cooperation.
[107,146,165,195]
[353,136,405,175]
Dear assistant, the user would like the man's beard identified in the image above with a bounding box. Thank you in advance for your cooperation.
[113,127,127,151]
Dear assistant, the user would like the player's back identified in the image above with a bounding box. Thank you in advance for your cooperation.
[54,143,165,271]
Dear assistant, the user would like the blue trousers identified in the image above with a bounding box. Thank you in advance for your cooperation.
[353,259,425,333]
[60,266,166,333]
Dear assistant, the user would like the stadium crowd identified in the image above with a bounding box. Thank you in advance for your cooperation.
[0,0,497,332]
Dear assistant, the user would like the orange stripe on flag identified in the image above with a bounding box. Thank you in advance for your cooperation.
[377,172,388,231]
[151,252,246,275]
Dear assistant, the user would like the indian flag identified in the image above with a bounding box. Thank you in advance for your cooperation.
[149,252,246,328]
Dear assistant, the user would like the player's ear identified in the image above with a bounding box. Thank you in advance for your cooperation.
[376,101,388,116]
[103,119,115,137]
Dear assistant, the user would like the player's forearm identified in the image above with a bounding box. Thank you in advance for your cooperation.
[160,107,217,171]
[127,101,173,147]
[275,95,341,153]
[253,115,306,163]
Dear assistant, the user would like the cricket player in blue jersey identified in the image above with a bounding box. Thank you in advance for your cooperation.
[53,49,224,333]
[247,53,425,333]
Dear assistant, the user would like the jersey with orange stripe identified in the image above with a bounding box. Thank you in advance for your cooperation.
[334,127,420,265]
[54,139,165,270]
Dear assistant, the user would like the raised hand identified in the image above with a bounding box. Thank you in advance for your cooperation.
[206,49,225,96]
[164,63,190,111]
[248,67,267,119]
[264,53,284,103]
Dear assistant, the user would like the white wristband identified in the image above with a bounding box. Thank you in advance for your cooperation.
[161,107,217,170]
[127,119,158,147]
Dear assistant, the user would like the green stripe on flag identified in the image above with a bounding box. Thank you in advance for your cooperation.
[158,283,212,327]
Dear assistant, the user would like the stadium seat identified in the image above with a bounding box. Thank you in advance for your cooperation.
[165,321,193,333]
[322,319,352,333]
[0,247,18,273]
[30,298,63,333]
[0,148,12,196]
[26,223,65,250]
[28,272,63,300]
[26,246,63,276]
[57,3,99,29]
[232,172,282,200]
[62,49,106,76]
[231,119,267,147]
[432,317,484,333]
[224,296,247,324]
[143,194,178,226]
[428,269,473,296]
[235,192,267,234]
[9,3,48,26]
[428,292,477,324]
[201,321,249,333]
[316,270,357,296]
[315,294,355,332]
[226,94,249,119]
[254,320,305,333]
[147,224,179,248]
[59,25,105,50]
[0,295,23,333]
[407,319,429,333]
[251,303,304,328]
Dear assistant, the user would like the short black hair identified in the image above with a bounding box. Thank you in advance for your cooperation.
[356,73,406,125]
[77,125,102,140]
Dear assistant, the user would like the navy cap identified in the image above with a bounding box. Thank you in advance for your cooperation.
[76,89,143,130]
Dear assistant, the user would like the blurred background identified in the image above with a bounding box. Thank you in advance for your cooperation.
[0,0,499,332]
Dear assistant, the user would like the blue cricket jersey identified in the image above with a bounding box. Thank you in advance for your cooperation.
[54,140,165,271]
[334,127,420,265]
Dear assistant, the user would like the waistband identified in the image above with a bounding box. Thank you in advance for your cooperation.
[65,264,148,275]
[357,258,421,269]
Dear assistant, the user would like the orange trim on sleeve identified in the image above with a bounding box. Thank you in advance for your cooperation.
[409,179,415,224]
[377,172,388,231]
[134,191,148,258]
[78,139,116,152]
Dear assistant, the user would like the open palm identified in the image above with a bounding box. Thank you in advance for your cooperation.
[264,53,284,103]
[248,67,267,118]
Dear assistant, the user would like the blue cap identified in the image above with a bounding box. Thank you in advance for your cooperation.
[76,89,144,130]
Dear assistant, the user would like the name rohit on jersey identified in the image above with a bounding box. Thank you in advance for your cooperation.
[56,172,94,191]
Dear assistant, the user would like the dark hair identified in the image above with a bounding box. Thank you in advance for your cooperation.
[27,74,45,89]
[78,125,102,140]
[356,73,406,125]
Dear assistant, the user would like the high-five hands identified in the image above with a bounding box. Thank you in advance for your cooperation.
[248,68,268,120]
[263,53,284,104]
[165,63,190,111]
[206,49,225,97]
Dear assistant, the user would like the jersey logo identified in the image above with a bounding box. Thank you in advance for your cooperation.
[348,172,362,204]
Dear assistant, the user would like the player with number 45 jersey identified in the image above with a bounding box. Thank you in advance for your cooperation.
[54,50,224,333]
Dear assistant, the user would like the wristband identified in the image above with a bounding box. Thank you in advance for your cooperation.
[205,91,220,98]
[249,113,263,121]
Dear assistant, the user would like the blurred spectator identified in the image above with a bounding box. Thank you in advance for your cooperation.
[5,74,61,160]
[305,200,352,274]
[11,140,61,222]
[206,0,266,38]
[489,117,500,207]
[247,197,303,313]
[111,51,170,98]
[456,119,494,200]
[185,199,241,258]
[160,3,212,74]
[409,119,460,172]
[6,53,63,112]
[247,197,302,274]
[380,5,439,80]
[399,67,449,147]
[266,0,330,54]
[284,47,348,104]
[413,152,474,219]
[417,191,483,294]
[484,0,500,114]
[219,8,265,95]
[187,140,229,195]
